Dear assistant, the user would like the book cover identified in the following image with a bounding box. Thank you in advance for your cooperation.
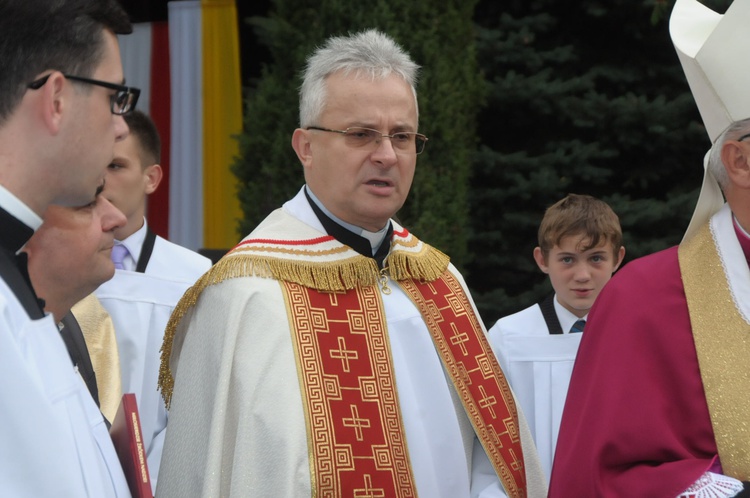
[110,393,153,498]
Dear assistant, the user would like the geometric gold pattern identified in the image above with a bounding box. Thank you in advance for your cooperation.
[159,224,450,407]
[283,282,417,497]
[399,272,527,498]
[680,222,750,480]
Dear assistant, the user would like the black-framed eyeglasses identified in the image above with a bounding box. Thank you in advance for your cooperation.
[738,133,750,142]
[27,73,140,115]
[307,126,428,155]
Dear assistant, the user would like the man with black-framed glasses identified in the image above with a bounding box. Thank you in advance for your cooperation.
[0,0,137,496]
[27,73,140,116]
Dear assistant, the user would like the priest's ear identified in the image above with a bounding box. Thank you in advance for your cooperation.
[292,128,314,171]
[144,163,163,195]
[721,138,750,190]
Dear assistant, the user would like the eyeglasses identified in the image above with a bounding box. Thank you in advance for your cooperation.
[738,133,750,142]
[307,126,428,155]
[27,73,140,115]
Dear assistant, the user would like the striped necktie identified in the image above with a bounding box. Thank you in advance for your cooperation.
[570,319,586,333]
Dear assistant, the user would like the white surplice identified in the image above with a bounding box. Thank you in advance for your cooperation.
[95,223,211,490]
[488,298,583,481]
[0,279,130,497]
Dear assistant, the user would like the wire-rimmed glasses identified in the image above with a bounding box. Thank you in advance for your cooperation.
[307,126,428,155]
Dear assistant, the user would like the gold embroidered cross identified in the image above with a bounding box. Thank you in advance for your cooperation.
[325,288,348,306]
[509,448,523,472]
[353,474,386,498]
[478,385,498,419]
[449,322,470,356]
[329,336,358,372]
[342,404,371,441]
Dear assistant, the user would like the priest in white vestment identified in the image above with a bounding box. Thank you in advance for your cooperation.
[157,29,546,498]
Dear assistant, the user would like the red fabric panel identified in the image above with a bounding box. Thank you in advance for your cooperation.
[549,247,717,497]
[147,21,171,239]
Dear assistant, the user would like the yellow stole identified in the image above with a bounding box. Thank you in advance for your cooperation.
[679,222,750,479]
[72,294,123,424]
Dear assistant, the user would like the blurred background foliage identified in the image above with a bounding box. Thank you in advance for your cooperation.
[231,0,732,325]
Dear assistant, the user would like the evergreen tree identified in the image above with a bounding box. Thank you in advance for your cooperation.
[468,0,730,324]
[232,0,483,266]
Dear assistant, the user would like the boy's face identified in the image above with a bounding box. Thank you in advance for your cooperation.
[533,234,625,318]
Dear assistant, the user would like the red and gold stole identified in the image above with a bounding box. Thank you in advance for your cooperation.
[400,272,527,498]
[160,219,527,496]
[680,222,750,479]
[282,282,417,498]
[282,271,528,498]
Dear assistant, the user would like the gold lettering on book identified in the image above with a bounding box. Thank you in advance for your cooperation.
[131,412,149,483]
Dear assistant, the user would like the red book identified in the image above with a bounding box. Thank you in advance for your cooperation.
[110,393,153,498]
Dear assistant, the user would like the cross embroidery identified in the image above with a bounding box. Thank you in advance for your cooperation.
[449,322,470,356]
[342,404,371,441]
[330,336,358,372]
[478,385,497,419]
[325,288,348,306]
[509,449,523,472]
[353,474,386,498]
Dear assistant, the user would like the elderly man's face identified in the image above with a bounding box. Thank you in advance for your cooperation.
[298,72,418,231]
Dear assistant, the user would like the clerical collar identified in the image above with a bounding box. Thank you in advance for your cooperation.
[304,186,392,267]
[0,183,42,232]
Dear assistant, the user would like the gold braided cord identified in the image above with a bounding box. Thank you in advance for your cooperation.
[159,238,451,407]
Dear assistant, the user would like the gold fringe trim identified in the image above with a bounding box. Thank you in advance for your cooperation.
[158,270,205,409]
[388,245,450,282]
[218,252,381,290]
[159,243,450,407]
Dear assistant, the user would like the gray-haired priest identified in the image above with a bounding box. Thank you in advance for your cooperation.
[156,29,546,498]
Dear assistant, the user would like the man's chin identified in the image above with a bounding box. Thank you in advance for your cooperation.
[102,265,116,283]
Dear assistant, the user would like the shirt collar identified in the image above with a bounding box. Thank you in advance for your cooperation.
[0,184,42,231]
[553,295,588,334]
[115,218,147,267]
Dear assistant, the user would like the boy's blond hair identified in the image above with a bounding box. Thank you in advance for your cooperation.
[538,194,622,261]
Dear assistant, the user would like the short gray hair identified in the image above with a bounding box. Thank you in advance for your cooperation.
[708,117,750,191]
[299,29,420,128]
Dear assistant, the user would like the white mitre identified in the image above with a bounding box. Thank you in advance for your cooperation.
[670,0,750,241]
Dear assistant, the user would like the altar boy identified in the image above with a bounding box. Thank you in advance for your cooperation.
[488,193,624,480]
